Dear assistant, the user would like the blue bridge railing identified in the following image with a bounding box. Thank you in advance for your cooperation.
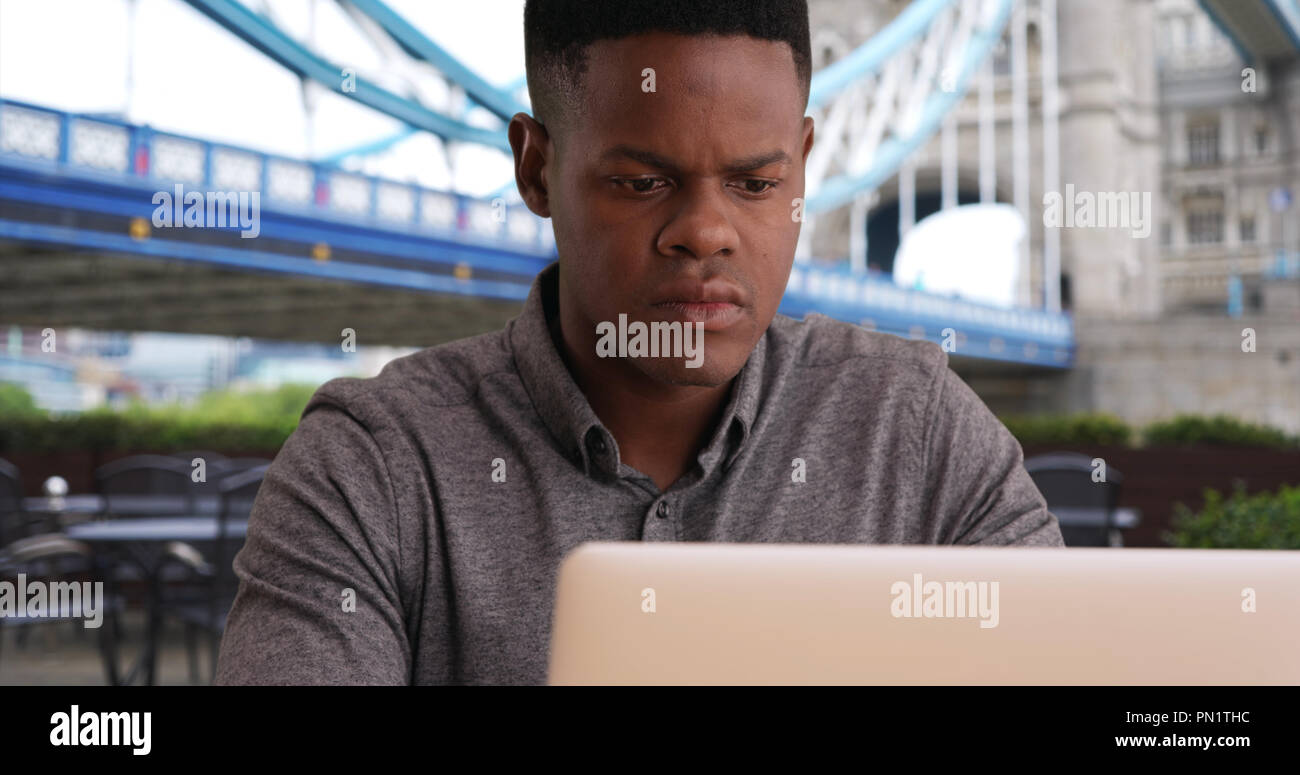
[0,96,1073,368]
[0,97,554,254]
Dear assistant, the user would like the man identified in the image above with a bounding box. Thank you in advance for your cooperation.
[216,0,1064,686]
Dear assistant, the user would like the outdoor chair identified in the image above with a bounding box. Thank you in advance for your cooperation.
[1024,452,1125,547]
[0,532,127,683]
[0,457,32,549]
[158,463,267,684]
[94,455,196,518]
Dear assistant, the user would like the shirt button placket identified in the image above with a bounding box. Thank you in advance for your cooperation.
[584,429,607,473]
[644,498,675,541]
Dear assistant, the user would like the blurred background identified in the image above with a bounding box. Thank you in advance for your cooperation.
[1,0,1297,684]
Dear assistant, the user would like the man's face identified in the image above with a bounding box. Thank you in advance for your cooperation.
[534,32,814,387]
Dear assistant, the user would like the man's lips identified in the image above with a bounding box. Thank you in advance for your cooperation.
[652,279,746,307]
[652,301,743,328]
[648,279,748,331]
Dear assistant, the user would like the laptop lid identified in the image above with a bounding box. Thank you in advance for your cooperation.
[547,542,1300,685]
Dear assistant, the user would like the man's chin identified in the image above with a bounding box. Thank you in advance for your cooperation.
[627,355,746,389]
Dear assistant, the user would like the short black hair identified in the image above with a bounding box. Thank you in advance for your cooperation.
[523,0,811,143]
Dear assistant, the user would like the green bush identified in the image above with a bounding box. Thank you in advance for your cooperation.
[1165,483,1300,549]
[3,386,1297,456]
[189,383,317,426]
[1143,414,1300,450]
[0,383,315,453]
[999,411,1299,450]
[0,382,40,416]
[999,412,1133,446]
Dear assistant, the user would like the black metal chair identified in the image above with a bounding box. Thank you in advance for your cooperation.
[171,451,226,493]
[91,455,211,640]
[159,463,267,684]
[0,457,29,548]
[0,532,127,682]
[1024,452,1125,547]
[94,455,195,518]
[212,457,273,479]
[171,450,227,464]
[178,454,271,498]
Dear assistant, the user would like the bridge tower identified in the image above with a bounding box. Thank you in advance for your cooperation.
[807,0,1162,319]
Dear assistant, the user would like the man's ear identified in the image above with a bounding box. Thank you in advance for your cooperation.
[508,113,553,218]
[800,115,815,162]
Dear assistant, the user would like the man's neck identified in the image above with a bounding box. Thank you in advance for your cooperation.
[549,308,734,492]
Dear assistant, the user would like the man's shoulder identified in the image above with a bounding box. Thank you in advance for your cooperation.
[305,327,515,420]
[765,311,948,383]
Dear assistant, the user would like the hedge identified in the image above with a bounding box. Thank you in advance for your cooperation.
[0,382,38,416]
[1165,483,1300,549]
[998,412,1134,446]
[1,383,1298,452]
[0,383,314,453]
[1000,411,1300,449]
[1143,414,1300,450]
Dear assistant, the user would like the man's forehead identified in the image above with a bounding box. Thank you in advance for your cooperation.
[580,31,802,99]
[567,33,804,159]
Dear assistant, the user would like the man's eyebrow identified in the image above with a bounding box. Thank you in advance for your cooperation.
[721,149,793,174]
[598,145,792,174]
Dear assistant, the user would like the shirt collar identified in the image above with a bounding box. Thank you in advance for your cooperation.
[509,262,764,480]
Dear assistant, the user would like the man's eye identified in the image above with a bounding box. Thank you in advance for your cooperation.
[736,179,777,195]
[619,178,667,194]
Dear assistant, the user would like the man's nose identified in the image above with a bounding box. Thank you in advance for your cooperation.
[655,182,740,260]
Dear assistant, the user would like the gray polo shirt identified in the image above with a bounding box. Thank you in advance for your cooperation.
[215,262,1064,686]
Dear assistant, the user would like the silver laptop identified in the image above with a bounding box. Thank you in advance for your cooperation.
[547,542,1300,685]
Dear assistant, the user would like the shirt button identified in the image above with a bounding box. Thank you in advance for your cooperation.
[657,501,670,519]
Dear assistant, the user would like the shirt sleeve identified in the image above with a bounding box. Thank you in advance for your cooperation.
[921,362,1066,547]
[214,395,412,684]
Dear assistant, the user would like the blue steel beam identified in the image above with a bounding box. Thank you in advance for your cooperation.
[781,265,1074,368]
[808,0,957,109]
[0,97,554,256]
[1198,0,1300,61]
[807,0,1015,214]
[0,218,535,302]
[500,74,527,94]
[343,0,529,120]
[0,156,1073,368]
[0,217,1072,369]
[1268,0,1300,50]
[317,126,418,164]
[0,158,555,278]
[1196,0,1259,64]
[0,89,1074,366]
[181,0,510,151]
